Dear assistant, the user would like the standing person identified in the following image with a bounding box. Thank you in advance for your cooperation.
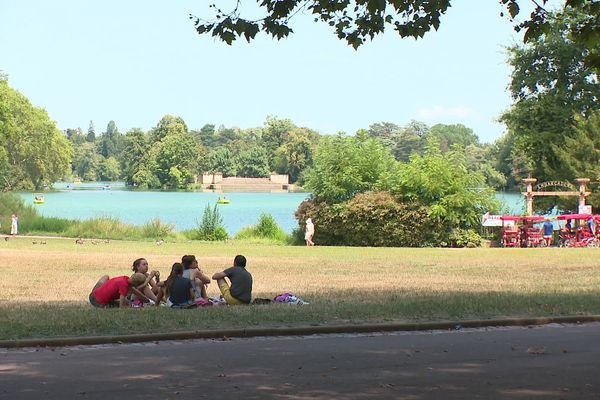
[542,218,554,247]
[212,255,252,305]
[89,273,149,308]
[10,213,18,235]
[181,255,210,299]
[305,218,315,246]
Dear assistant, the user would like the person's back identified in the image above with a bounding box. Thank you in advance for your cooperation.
[223,265,253,304]
[543,221,553,236]
[94,276,130,305]
[169,276,193,306]
[212,255,253,305]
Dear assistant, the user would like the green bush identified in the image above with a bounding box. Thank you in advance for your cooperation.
[186,204,228,241]
[64,217,136,239]
[295,192,442,247]
[234,213,288,243]
[141,218,175,239]
[19,216,73,234]
[449,228,482,248]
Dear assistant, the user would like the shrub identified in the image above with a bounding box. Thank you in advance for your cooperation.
[187,204,228,241]
[449,228,482,248]
[19,216,73,234]
[141,218,175,239]
[295,192,441,247]
[64,217,136,239]
[234,213,288,243]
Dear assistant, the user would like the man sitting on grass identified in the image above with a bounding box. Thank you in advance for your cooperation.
[89,272,149,308]
[212,255,252,305]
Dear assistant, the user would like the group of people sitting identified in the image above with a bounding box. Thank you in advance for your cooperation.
[89,254,252,308]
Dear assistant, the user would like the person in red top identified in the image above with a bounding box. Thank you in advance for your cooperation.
[89,273,148,308]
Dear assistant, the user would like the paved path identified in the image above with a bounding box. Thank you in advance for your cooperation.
[1,323,600,399]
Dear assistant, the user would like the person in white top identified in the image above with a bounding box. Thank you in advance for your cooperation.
[305,218,315,246]
[10,213,18,235]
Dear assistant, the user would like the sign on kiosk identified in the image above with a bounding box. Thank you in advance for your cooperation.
[482,212,503,227]
[579,205,592,214]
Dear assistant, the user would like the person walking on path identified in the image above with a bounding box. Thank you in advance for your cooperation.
[305,218,315,246]
[212,255,252,305]
[10,213,18,235]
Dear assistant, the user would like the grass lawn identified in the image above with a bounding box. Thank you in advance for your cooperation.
[1,236,600,340]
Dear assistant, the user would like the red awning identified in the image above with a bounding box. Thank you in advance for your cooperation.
[557,213,593,220]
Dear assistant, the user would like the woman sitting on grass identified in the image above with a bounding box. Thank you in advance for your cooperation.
[156,263,195,308]
[130,257,161,303]
[89,273,149,308]
[181,255,210,299]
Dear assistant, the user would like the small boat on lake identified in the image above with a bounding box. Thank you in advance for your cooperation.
[33,194,45,204]
[102,184,111,190]
[216,197,230,205]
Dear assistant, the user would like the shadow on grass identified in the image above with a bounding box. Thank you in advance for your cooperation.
[2,288,600,341]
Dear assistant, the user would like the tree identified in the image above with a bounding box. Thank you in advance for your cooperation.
[274,127,319,183]
[381,137,500,229]
[191,123,216,147]
[121,128,149,185]
[261,117,296,169]
[209,147,238,176]
[149,115,188,143]
[552,111,600,206]
[500,8,600,182]
[236,146,271,177]
[72,142,99,181]
[97,156,121,181]
[151,133,198,188]
[304,130,397,203]
[65,128,86,145]
[190,1,600,68]
[429,123,479,151]
[87,121,96,142]
[97,120,124,159]
[0,79,72,190]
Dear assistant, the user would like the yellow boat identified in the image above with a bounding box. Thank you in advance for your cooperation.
[216,197,231,205]
[33,194,45,204]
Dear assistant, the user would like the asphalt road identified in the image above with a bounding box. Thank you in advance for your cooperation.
[1,323,600,399]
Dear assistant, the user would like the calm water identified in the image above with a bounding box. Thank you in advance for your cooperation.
[19,183,524,234]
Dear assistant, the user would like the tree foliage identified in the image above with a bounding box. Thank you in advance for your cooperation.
[295,192,439,247]
[303,131,397,203]
[500,8,600,183]
[190,1,600,68]
[0,78,72,190]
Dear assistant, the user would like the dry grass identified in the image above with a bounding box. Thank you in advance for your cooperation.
[1,237,600,340]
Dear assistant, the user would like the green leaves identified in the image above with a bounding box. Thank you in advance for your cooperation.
[0,79,72,190]
[303,133,397,204]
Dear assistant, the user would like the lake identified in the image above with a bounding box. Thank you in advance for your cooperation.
[19,183,525,234]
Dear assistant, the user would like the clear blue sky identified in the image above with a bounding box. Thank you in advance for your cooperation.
[0,1,561,143]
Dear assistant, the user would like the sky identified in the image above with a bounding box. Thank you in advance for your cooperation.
[0,1,561,143]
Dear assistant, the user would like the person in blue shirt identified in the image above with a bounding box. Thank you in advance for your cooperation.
[587,217,595,235]
[542,218,554,247]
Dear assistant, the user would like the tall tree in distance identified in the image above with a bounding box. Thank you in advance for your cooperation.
[149,115,188,143]
[87,120,96,142]
[98,120,124,159]
[121,128,149,185]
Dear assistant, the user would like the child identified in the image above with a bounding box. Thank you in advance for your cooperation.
[156,263,195,308]
[89,273,148,308]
